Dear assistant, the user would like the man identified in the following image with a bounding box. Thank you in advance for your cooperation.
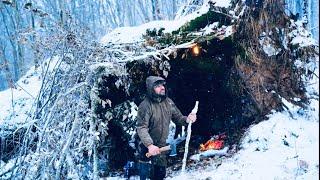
[136,76,197,180]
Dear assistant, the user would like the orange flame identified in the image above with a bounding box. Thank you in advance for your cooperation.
[200,139,224,151]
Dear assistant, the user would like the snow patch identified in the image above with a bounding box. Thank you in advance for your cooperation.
[259,33,282,56]
[101,20,185,44]
[165,57,319,180]
[210,0,232,8]
[0,66,41,129]
[202,22,220,35]
[102,0,227,45]
[289,20,318,47]
[224,25,234,37]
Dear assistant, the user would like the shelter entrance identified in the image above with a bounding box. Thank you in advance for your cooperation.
[166,39,257,145]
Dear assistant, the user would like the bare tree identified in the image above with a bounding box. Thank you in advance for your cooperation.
[151,0,161,20]
[0,2,20,81]
[0,0,188,89]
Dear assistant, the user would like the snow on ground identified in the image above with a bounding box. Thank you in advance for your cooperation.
[1,0,318,178]
[0,66,41,131]
[167,57,319,180]
[168,107,319,180]
[0,56,60,135]
[91,1,319,179]
[2,58,317,180]
[107,59,319,180]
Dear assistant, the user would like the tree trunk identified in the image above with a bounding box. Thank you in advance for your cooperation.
[13,0,24,74]
[58,0,66,26]
[0,5,20,81]
[151,0,160,20]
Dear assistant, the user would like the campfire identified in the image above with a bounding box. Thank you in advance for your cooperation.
[200,139,224,151]
[190,134,228,161]
[199,134,226,151]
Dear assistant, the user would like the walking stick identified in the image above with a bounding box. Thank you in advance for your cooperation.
[181,101,199,174]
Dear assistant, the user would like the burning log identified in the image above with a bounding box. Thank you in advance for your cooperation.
[200,139,224,151]
[200,133,226,151]
[190,134,228,161]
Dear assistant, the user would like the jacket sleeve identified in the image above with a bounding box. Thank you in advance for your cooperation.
[168,98,188,127]
[136,101,154,147]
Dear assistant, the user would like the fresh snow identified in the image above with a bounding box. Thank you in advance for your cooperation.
[105,56,319,180]
[262,43,282,56]
[0,66,41,129]
[0,56,62,131]
[289,20,318,47]
[1,0,318,179]
[210,0,232,8]
[168,106,319,180]
[1,43,318,180]
[166,61,319,180]
[101,0,232,45]
[100,20,184,44]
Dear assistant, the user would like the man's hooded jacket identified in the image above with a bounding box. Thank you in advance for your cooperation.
[136,76,188,149]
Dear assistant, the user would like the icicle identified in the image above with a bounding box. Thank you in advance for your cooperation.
[181,101,199,174]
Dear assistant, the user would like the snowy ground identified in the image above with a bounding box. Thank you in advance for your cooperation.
[101,0,319,178]
[1,0,318,179]
[0,56,60,135]
[0,66,41,132]
[1,56,318,180]
[1,44,319,180]
[167,102,319,180]
[106,63,319,180]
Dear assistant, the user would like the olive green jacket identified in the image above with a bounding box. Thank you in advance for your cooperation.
[136,76,188,148]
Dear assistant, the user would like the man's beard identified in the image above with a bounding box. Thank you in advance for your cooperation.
[157,91,166,98]
[153,90,167,102]
[158,90,166,96]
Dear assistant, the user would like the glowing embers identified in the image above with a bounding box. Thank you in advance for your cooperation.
[199,133,226,151]
[200,139,224,151]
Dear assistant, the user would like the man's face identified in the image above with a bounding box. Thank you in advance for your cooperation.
[153,83,166,96]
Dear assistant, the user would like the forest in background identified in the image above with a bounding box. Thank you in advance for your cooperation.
[0,0,318,179]
[0,0,318,90]
[0,0,189,90]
